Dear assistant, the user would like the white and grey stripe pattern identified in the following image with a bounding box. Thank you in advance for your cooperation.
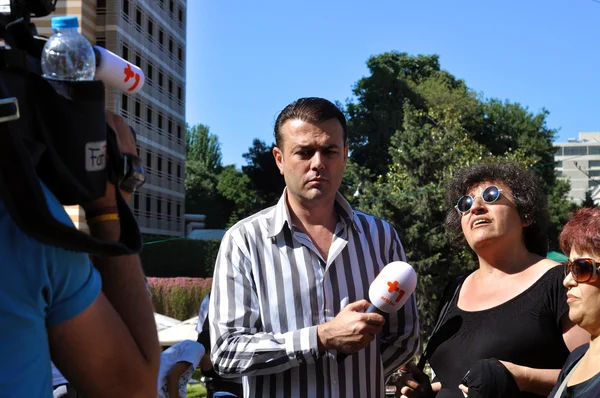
[209,190,420,398]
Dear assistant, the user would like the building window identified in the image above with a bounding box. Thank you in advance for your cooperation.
[135,100,141,118]
[177,125,182,139]
[177,86,183,101]
[135,8,142,26]
[122,44,129,61]
[146,152,152,168]
[169,38,173,54]
[146,107,153,124]
[147,18,154,36]
[554,147,563,156]
[168,119,173,134]
[167,160,172,175]
[169,0,174,13]
[178,7,184,23]
[157,157,162,172]
[96,39,106,48]
[167,201,172,216]
[147,63,153,81]
[555,160,562,168]
[123,0,129,15]
[178,46,183,62]
[177,204,181,217]
[590,180,600,189]
[159,29,164,45]
[177,164,181,178]
[146,196,151,212]
[590,170,600,177]
[133,192,139,210]
[168,79,173,94]
[590,160,600,168]
[135,53,141,67]
[564,147,587,156]
[555,170,563,178]
[590,146,600,155]
[121,94,128,112]
[157,199,162,216]
[158,71,164,87]
[158,113,163,129]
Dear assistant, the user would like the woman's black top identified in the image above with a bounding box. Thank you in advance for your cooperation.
[548,344,600,398]
[427,266,570,398]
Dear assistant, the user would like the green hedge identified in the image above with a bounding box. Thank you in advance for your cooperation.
[140,238,221,278]
[149,277,212,320]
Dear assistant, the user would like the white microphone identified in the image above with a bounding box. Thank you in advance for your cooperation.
[337,261,417,362]
[93,46,145,94]
[366,261,417,314]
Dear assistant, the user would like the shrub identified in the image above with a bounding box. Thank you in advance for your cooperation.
[149,277,212,320]
[141,239,221,278]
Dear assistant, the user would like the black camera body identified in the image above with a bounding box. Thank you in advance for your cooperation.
[0,1,142,256]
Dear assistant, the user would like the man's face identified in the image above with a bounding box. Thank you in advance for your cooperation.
[273,118,348,208]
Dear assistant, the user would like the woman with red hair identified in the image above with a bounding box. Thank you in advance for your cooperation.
[549,208,600,397]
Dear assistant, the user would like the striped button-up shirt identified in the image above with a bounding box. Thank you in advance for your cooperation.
[209,191,420,398]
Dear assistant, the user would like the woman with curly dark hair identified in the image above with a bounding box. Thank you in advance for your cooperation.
[399,162,589,398]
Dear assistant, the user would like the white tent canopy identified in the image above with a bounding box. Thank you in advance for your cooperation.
[157,316,200,346]
[154,313,181,332]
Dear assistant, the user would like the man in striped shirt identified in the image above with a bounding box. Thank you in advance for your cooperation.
[209,97,420,397]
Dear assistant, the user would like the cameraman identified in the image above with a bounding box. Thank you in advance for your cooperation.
[0,112,160,397]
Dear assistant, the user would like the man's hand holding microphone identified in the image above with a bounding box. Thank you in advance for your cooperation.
[316,262,417,359]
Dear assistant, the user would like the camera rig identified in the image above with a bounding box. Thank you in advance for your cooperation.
[0,0,143,256]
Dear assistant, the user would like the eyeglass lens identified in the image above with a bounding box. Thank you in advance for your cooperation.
[564,258,596,282]
[457,186,501,213]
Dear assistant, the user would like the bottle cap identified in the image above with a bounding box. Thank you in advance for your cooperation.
[51,16,79,29]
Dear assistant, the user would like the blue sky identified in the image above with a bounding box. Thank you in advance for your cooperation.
[186,0,600,168]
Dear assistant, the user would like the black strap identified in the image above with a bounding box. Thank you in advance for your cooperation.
[417,274,467,370]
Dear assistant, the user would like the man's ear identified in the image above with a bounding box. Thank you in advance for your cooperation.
[273,146,284,176]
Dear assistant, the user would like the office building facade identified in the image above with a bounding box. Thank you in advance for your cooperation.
[554,132,600,204]
[36,0,187,236]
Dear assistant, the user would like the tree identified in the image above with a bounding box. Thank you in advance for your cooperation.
[241,139,285,207]
[216,140,285,226]
[582,190,597,208]
[184,124,230,228]
[345,52,466,178]
[185,124,222,171]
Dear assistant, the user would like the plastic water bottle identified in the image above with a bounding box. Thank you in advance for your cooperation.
[41,16,96,81]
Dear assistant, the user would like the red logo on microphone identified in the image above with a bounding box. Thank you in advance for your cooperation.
[387,280,406,303]
[123,64,141,92]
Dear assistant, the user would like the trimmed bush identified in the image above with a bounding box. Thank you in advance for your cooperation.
[150,277,212,320]
[141,239,221,278]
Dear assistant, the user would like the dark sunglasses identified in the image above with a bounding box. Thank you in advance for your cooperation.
[563,258,599,283]
[455,185,506,215]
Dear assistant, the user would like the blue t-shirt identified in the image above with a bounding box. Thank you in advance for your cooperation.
[0,185,101,397]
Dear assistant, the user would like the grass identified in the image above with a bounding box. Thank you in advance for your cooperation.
[186,369,207,398]
[186,383,207,398]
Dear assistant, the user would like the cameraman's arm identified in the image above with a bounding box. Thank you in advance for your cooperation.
[47,114,159,397]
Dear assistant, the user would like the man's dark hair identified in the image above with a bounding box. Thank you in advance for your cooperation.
[273,97,347,148]
[444,162,549,256]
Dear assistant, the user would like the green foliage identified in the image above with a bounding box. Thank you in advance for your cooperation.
[141,239,221,278]
[185,124,232,228]
[346,52,573,341]
[149,277,212,320]
[186,124,222,171]
[581,190,597,208]
[217,140,284,225]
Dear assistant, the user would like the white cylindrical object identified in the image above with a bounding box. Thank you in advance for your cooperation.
[94,46,145,93]
[368,261,417,313]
